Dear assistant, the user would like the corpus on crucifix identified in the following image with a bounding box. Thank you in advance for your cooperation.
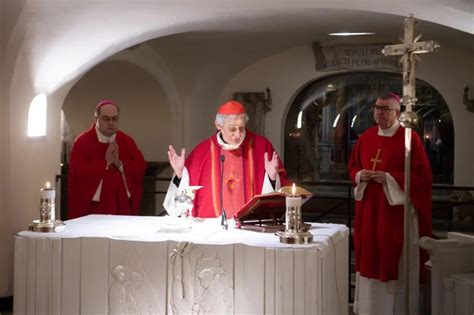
[384,14,439,315]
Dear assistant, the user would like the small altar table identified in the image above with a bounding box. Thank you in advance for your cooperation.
[14,215,348,314]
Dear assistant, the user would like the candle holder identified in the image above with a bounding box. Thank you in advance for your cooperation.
[276,185,313,244]
[29,182,65,232]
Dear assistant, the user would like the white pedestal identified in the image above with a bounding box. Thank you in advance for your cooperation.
[420,232,474,315]
[442,273,474,315]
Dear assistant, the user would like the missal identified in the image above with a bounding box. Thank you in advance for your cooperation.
[234,187,312,232]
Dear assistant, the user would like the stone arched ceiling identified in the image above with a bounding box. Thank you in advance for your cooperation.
[4,0,473,94]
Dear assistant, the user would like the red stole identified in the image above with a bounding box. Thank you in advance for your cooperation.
[219,149,244,217]
[186,130,291,218]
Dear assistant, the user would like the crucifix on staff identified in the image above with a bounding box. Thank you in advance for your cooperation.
[348,14,439,315]
[382,15,440,315]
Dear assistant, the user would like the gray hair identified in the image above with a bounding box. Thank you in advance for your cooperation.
[215,113,249,126]
[377,93,401,110]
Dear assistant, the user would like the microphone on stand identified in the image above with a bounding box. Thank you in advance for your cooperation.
[220,154,228,230]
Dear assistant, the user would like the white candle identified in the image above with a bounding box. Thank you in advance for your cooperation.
[285,195,302,231]
[41,182,56,199]
[286,195,302,208]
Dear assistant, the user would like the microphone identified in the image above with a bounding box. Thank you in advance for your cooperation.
[220,154,228,230]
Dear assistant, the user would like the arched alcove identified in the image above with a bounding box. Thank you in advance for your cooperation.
[284,71,454,184]
[62,60,172,163]
[61,60,174,217]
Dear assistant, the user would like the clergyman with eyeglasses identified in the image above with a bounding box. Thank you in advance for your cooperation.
[347,93,432,314]
[68,99,146,219]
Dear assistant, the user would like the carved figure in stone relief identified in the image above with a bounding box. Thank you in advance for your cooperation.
[170,244,233,314]
[192,252,233,314]
[125,271,153,314]
[111,245,162,314]
[109,265,128,314]
[192,268,231,315]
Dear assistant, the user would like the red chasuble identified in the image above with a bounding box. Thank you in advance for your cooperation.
[348,126,432,282]
[68,126,146,219]
[185,130,291,218]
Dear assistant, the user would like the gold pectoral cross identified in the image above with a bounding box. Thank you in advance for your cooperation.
[370,149,382,170]
[226,173,240,190]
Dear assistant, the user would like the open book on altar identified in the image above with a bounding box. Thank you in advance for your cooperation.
[234,186,312,232]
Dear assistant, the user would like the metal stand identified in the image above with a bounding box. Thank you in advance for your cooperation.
[29,195,65,232]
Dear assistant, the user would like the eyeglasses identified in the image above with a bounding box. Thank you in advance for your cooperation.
[100,116,119,122]
[374,105,396,112]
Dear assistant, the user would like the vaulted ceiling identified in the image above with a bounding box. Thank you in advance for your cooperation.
[4,0,473,93]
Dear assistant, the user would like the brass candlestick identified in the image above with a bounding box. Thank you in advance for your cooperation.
[29,182,65,232]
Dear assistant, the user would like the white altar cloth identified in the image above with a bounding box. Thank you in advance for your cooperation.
[14,215,348,314]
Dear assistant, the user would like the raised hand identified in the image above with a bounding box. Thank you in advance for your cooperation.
[264,151,279,181]
[168,145,186,178]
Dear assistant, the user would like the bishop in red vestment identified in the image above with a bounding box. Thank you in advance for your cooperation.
[164,101,291,218]
[348,93,432,314]
[68,100,146,219]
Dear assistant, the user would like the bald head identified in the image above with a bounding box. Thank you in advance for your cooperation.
[95,103,120,137]
[95,100,120,117]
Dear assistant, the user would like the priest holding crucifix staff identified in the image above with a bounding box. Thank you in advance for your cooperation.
[348,93,432,314]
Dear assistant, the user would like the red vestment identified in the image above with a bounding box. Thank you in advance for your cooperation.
[348,126,432,282]
[68,126,146,219]
[185,130,291,218]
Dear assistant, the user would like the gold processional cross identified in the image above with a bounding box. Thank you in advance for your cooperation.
[382,15,439,315]
[370,149,382,170]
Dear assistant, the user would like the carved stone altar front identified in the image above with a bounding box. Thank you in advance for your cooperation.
[14,215,349,315]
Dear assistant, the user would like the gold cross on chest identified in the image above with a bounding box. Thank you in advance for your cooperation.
[370,149,382,170]
[226,173,240,190]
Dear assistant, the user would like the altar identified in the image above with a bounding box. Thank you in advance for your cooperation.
[14,215,348,314]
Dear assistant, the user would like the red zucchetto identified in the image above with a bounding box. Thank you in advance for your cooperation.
[96,99,118,110]
[217,101,245,115]
[387,93,401,103]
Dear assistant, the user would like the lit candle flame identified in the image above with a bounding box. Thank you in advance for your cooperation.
[45,182,51,189]
[292,183,296,195]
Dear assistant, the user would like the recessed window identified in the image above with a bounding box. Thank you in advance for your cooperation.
[27,94,47,137]
[296,111,303,129]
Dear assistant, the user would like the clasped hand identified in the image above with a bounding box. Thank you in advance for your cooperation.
[360,169,386,184]
[105,142,121,168]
